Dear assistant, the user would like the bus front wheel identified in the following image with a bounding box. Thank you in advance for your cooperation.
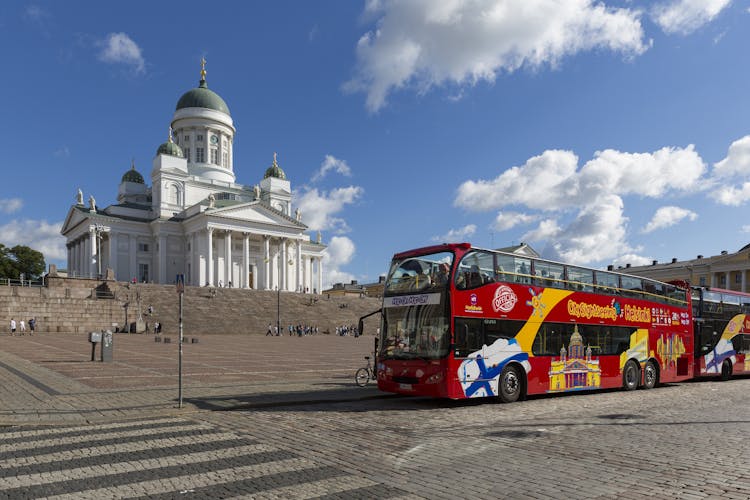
[720,360,732,381]
[498,365,522,403]
[623,360,639,391]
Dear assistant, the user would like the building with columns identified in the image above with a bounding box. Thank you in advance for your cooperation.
[619,244,750,293]
[60,62,326,293]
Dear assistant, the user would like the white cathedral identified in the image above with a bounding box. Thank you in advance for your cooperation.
[61,61,326,293]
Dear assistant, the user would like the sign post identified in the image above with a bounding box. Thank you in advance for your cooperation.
[176,274,185,408]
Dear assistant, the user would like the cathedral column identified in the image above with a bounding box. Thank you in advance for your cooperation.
[242,233,250,289]
[109,231,118,280]
[207,227,214,286]
[263,236,270,290]
[158,233,167,284]
[317,257,323,295]
[280,238,287,291]
[89,227,97,278]
[295,240,302,292]
[129,236,137,282]
[189,233,196,285]
[225,230,232,286]
[71,241,77,277]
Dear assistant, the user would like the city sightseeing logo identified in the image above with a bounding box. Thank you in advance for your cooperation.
[465,293,483,314]
[492,285,517,313]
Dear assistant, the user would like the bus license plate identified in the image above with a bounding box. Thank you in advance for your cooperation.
[399,383,412,390]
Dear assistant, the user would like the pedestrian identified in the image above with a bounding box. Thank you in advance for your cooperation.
[266,323,273,336]
[29,317,36,335]
[147,304,154,316]
[9,318,16,336]
[19,320,26,335]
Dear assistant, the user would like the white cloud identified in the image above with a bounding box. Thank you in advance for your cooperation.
[712,182,750,206]
[294,186,363,234]
[98,33,145,74]
[742,225,750,233]
[346,0,648,111]
[642,206,698,233]
[454,143,709,267]
[652,0,733,35]
[455,150,580,211]
[579,146,706,197]
[531,195,632,265]
[322,236,357,287]
[0,198,23,214]
[713,135,750,178]
[612,253,653,269]
[432,224,476,242]
[0,219,65,261]
[455,145,704,213]
[311,155,352,182]
[492,211,538,231]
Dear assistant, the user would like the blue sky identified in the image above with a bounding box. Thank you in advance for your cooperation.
[1,0,749,286]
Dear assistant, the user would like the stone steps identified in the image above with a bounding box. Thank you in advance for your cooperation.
[0,279,382,336]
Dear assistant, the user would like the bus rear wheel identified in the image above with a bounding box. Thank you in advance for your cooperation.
[720,360,732,381]
[498,365,522,403]
[623,360,639,391]
[643,361,658,390]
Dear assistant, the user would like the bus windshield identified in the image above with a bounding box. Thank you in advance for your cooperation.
[381,251,453,360]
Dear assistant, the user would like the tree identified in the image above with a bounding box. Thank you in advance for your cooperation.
[0,244,45,280]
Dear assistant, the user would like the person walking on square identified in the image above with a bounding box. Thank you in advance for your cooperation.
[19,320,26,335]
[9,318,16,336]
[29,317,36,335]
[266,323,273,336]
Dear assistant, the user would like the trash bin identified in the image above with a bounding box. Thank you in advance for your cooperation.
[89,331,101,361]
[101,330,113,362]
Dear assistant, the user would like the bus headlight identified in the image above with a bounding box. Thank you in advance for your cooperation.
[425,372,443,384]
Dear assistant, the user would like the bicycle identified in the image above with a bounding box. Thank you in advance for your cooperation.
[355,356,375,387]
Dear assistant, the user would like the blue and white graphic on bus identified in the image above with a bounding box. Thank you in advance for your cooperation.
[458,338,531,398]
[384,293,442,308]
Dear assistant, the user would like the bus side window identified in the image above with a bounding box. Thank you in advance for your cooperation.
[454,318,483,357]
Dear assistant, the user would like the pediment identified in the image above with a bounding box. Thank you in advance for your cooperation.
[207,202,305,228]
[60,206,91,236]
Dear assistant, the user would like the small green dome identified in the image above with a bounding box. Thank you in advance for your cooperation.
[264,153,287,180]
[122,165,145,184]
[156,140,184,158]
[176,80,230,115]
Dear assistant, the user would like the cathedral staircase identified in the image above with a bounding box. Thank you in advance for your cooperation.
[0,278,382,337]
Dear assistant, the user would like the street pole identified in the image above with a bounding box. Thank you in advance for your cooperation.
[177,274,184,408]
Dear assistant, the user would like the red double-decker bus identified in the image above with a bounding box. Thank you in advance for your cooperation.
[367,243,694,402]
[691,286,750,380]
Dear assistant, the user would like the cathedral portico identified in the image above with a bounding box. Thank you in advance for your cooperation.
[61,61,326,291]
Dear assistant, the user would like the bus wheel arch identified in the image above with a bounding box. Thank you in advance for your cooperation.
[643,359,659,390]
[720,359,732,381]
[497,363,526,403]
[622,359,640,391]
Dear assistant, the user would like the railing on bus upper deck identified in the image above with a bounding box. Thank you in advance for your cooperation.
[454,255,688,307]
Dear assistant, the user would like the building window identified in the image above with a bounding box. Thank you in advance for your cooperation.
[138,243,149,252]
[170,185,181,205]
[720,275,726,286]
[185,148,191,162]
[222,151,228,167]
[699,277,706,286]
[736,273,742,284]
[210,148,218,164]
[196,147,205,163]
[197,134,204,142]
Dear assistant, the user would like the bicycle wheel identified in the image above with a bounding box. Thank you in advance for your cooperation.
[355,367,370,387]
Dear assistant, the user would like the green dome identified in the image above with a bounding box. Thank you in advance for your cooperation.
[122,166,145,184]
[264,154,287,180]
[156,140,184,158]
[176,80,230,115]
